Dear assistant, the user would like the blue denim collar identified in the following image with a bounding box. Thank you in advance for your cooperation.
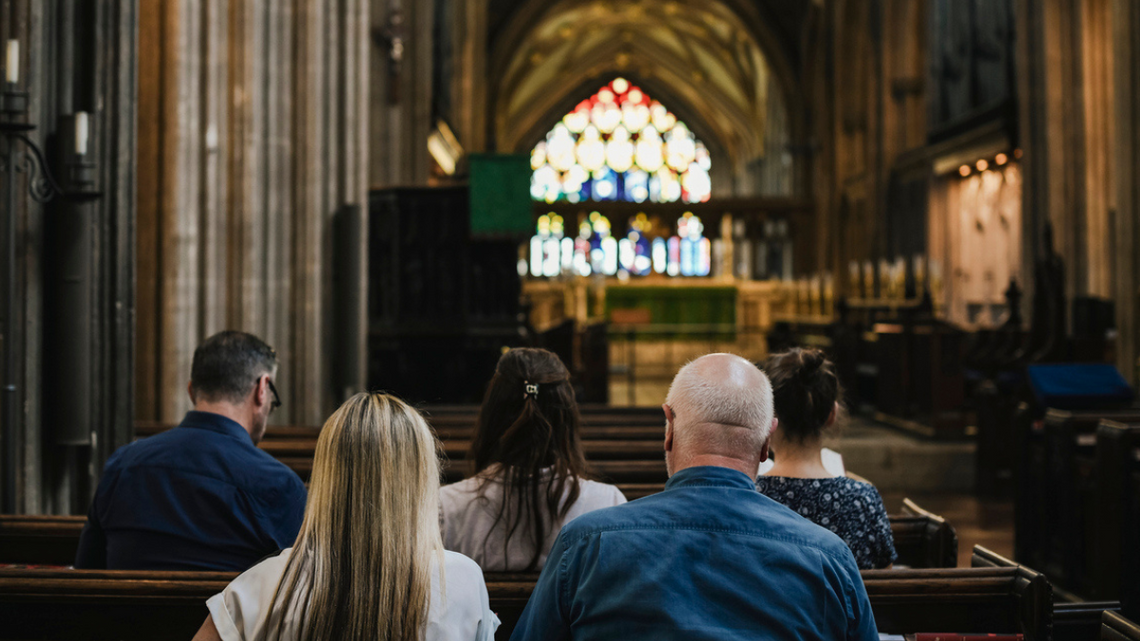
[665,465,758,491]
[179,410,252,442]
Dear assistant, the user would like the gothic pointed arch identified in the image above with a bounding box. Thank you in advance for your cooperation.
[488,0,803,197]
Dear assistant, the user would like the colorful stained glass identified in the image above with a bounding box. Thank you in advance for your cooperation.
[526,210,710,279]
[531,78,712,204]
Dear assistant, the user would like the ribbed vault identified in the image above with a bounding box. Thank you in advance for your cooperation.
[493,0,783,170]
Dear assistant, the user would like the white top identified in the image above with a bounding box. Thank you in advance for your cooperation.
[441,469,627,571]
[757,447,846,477]
[206,548,499,641]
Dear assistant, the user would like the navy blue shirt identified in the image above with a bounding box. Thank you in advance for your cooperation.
[75,411,307,571]
[510,466,878,641]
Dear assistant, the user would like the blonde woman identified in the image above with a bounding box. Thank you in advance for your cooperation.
[192,393,499,641]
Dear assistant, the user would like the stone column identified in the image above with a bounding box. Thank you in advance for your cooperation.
[1112,0,1140,381]
[135,0,370,427]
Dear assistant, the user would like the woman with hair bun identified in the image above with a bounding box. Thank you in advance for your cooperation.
[192,393,498,641]
[757,348,896,569]
[441,348,626,571]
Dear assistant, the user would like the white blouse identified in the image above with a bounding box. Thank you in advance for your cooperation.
[441,469,627,571]
[205,548,499,641]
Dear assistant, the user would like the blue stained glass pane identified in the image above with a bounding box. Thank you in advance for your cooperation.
[590,167,619,201]
[624,169,649,203]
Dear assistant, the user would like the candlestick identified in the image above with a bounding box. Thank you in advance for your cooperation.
[75,112,89,155]
[5,40,17,85]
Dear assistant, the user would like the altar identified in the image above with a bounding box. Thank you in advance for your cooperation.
[524,276,790,405]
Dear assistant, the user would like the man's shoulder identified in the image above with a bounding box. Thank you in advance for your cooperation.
[559,485,857,562]
[106,428,302,493]
[555,490,675,538]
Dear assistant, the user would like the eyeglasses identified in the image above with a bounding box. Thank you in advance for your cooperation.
[267,378,282,413]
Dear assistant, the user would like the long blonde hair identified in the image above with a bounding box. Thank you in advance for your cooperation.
[269,393,443,641]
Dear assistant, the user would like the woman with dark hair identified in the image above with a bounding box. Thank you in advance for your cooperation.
[756,348,896,569]
[440,348,626,571]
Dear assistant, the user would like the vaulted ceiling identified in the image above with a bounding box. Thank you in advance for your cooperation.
[487,0,811,73]
[489,0,812,167]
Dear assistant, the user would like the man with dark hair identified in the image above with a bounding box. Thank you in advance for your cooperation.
[76,331,306,571]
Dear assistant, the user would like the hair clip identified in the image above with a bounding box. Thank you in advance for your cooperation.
[524,382,539,399]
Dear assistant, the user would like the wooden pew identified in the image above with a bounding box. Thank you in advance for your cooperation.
[896,498,958,568]
[0,566,1049,640]
[134,405,665,440]
[136,422,666,443]
[0,501,959,569]
[973,545,1120,641]
[1095,421,1140,616]
[1034,409,1140,597]
[1103,611,1140,641]
[0,568,230,640]
[0,516,86,567]
[250,438,666,462]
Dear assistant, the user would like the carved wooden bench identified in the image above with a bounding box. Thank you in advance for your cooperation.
[0,566,1050,640]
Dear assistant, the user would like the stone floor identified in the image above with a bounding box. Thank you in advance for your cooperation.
[823,417,976,492]
[880,490,1014,568]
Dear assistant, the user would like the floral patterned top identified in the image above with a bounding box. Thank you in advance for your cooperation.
[755,476,897,569]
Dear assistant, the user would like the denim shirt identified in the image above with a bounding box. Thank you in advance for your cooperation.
[509,466,879,641]
[75,411,307,571]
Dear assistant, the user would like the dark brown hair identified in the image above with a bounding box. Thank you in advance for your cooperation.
[468,348,590,570]
[762,347,843,444]
[190,330,277,404]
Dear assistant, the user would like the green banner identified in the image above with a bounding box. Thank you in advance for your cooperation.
[469,153,532,235]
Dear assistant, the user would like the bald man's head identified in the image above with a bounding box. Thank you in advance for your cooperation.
[663,354,775,475]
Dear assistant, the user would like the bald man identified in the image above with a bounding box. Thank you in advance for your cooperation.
[510,354,878,641]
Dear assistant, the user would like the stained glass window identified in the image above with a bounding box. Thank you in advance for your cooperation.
[531,78,712,204]
[527,210,709,279]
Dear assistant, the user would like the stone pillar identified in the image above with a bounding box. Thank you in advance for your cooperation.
[1113,0,1140,381]
[370,0,433,187]
[0,0,138,514]
[135,0,370,427]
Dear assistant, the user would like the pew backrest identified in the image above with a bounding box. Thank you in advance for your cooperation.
[0,515,86,566]
[972,544,1120,641]
[0,510,957,569]
[0,568,232,640]
[1103,611,1140,641]
[0,566,1050,641]
[898,498,959,568]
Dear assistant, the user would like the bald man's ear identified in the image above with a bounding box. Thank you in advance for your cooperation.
[663,403,675,453]
[758,416,778,462]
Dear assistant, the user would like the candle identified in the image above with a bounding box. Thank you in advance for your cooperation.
[6,40,18,85]
[75,112,89,155]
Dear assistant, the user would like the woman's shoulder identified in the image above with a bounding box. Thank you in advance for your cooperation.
[235,548,293,585]
[755,475,816,489]
[442,550,483,575]
[834,476,888,501]
[577,478,629,505]
[207,549,295,640]
[440,476,487,503]
[440,550,490,593]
